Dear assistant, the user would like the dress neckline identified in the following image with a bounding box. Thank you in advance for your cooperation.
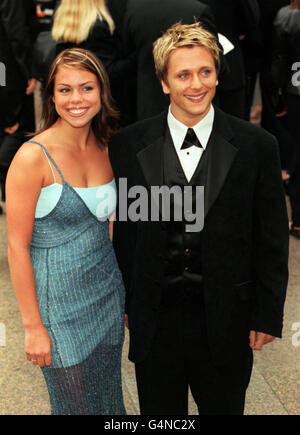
[41,179,115,190]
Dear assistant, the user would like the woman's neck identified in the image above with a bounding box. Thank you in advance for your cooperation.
[51,118,95,151]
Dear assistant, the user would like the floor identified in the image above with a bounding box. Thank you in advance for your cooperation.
[0,198,300,415]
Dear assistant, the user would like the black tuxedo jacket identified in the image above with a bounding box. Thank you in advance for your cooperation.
[109,106,289,366]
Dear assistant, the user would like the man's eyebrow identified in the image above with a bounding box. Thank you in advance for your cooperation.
[175,65,212,73]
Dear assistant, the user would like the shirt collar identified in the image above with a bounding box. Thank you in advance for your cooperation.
[167,105,215,152]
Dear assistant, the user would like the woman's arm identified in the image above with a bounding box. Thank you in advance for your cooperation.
[6,144,52,367]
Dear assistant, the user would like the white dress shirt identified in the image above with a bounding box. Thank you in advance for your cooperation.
[167,105,215,182]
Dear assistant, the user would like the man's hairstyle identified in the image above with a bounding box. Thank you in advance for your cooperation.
[153,22,220,83]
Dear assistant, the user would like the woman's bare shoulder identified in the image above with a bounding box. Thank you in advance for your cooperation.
[9,131,56,177]
[13,130,54,165]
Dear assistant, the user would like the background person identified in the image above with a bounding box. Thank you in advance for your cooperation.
[272,0,300,238]
[34,0,135,126]
[121,0,217,122]
[0,0,36,214]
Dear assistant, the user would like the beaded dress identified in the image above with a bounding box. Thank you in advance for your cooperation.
[27,141,126,415]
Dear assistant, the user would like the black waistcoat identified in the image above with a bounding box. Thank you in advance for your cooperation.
[161,127,209,308]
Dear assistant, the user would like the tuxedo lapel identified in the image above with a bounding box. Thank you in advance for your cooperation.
[136,135,165,188]
[204,107,238,218]
[136,111,168,188]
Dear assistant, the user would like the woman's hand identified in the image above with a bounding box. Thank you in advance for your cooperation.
[25,325,52,367]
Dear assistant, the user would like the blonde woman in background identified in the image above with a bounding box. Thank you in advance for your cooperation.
[50,0,136,124]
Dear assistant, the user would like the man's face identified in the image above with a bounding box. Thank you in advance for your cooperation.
[161,45,218,126]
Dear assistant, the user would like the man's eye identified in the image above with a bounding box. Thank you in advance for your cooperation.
[179,73,189,79]
[202,69,211,76]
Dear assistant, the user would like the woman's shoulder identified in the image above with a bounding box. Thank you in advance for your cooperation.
[12,131,53,168]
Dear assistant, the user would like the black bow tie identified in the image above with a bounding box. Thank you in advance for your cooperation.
[180,128,202,150]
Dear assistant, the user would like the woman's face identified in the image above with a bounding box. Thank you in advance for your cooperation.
[52,65,101,128]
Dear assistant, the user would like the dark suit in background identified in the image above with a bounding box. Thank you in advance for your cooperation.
[201,0,260,119]
[0,0,34,204]
[272,4,300,235]
[257,0,292,170]
[122,0,217,121]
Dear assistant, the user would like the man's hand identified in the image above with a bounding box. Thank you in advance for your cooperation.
[26,78,37,95]
[249,330,275,350]
[4,122,19,134]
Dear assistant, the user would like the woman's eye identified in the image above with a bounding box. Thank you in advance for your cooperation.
[59,88,69,93]
[83,86,93,91]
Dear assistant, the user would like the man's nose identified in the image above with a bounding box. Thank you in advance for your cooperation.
[190,74,202,89]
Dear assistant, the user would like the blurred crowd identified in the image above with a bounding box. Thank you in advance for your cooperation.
[0,0,299,235]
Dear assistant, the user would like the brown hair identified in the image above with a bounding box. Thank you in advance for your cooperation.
[153,21,220,83]
[37,47,118,148]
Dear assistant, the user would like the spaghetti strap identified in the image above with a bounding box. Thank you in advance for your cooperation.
[25,140,66,184]
[41,148,57,184]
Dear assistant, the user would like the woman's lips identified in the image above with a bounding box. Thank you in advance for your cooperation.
[67,108,89,117]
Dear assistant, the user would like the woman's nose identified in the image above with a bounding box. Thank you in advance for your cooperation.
[70,89,83,103]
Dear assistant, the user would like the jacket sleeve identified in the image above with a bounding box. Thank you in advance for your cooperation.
[109,132,138,313]
[250,135,289,337]
[271,11,290,90]
[236,0,260,35]
[84,18,136,83]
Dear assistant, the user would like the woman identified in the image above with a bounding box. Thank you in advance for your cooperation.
[6,48,126,415]
[50,0,135,125]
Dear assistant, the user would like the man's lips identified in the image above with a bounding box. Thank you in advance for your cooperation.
[185,93,206,102]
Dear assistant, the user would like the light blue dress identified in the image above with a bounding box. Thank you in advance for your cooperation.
[27,141,126,415]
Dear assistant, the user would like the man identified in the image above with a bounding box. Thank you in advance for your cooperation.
[121,0,217,122]
[0,0,35,213]
[109,23,289,415]
[256,0,292,175]
[272,0,300,238]
[201,0,260,119]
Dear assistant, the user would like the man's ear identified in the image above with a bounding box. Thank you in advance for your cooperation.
[161,79,170,95]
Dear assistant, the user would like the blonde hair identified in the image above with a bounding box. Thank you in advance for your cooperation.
[153,22,220,82]
[52,0,115,43]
